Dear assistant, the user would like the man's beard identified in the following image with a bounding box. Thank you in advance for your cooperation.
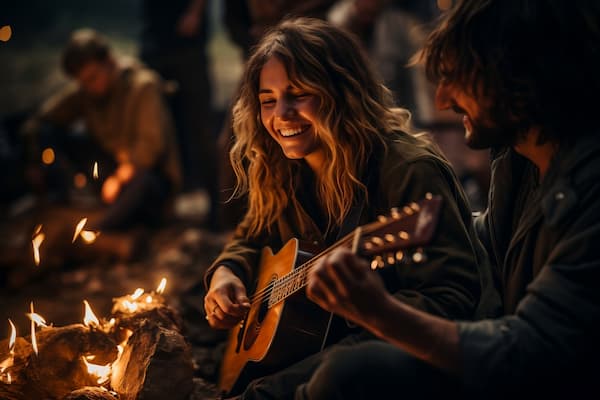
[465,113,521,150]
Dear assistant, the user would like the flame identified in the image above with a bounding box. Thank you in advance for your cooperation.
[32,231,45,267]
[30,303,38,355]
[8,319,16,354]
[80,230,99,244]
[34,224,42,235]
[122,300,138,313]
[83,300,100,328]
[156,278,167,294]
[27,312,48,328]
[72,217,88,243]
[131,288,144,300]
[93,162,99,179]
[82,356,111,384]
[145,295,153,304]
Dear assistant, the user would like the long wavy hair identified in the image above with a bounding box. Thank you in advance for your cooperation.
[231,17,413,237]
[420,0,600,145]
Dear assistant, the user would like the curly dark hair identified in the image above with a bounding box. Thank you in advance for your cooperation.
[420,0,600,144]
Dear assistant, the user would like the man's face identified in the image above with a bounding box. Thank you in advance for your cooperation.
[75,59,114,97]
[435,81,518,149]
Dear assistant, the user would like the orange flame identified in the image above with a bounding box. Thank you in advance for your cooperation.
[122,300,138,313]
[32,231,45,267]
[30,302,38,355]
[93,162,99,179]
[26,312,48,328]
[1,320,17,381]
[82,356,111,384]
[80,230,99,244]
[156,278,167,294]
[72,218,88,243]
[131,288,144,300]
[8,319,16,354]
[83,300,100,328]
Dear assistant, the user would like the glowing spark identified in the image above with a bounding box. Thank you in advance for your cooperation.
[156,278,167,294]
[72,218,88,243]
[145,295,153,304]
[131,288,144,300]
[83,300,100,328]
[32,232,45,267]
[0,26,12,42]
[93,162,99,179]
[82,357,111,384]
[30,302,38,355]
[80,230,99,244]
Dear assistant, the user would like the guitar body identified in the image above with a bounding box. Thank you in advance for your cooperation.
[217,195,444,395]
[219,239,333,395]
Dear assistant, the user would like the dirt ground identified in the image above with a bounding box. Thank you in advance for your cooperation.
[0,193,230,399]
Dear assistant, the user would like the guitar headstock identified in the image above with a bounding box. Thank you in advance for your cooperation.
[355,194,443,269]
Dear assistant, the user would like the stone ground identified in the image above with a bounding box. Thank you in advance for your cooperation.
[0,191,231,399]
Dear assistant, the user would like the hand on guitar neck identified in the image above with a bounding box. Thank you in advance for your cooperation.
[205,266,251,329]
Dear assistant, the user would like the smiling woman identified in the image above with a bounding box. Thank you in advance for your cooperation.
[202,17,499,398]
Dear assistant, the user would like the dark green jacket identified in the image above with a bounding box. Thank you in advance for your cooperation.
[459,135,600,396]
[205,131,499,321]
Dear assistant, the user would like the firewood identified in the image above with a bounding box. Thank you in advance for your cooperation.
[63,386,119,400]
[0,324,117,400]
[110,320,194,400]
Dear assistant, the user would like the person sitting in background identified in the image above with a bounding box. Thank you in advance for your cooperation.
[302,0,600,398]
[21,28,182,259]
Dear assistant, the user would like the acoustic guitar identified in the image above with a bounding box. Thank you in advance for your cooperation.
[218,194,443,395]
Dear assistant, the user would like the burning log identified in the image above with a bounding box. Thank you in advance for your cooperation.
[110,320,194,400]
[0,324,117,400]
[64,386,118,400]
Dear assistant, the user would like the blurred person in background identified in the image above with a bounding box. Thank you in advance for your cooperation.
[21,28,181,260]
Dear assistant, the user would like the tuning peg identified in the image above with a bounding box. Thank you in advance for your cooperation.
[395,250,404,263]
[384,234,396,243]
[387,253,396,265]
[402,206,414,215]
[363,241,374,251]
[398,231,410,240]
[370,259,379,270]
[371,255,384,270]
[425,192,433,200]
[378,215,388,223]
[410,202,420,212]
[371,236,385,246]
[412,248,426,264]
[390,208,401,219]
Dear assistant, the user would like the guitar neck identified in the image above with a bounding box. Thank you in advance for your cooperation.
[267,236,354,308]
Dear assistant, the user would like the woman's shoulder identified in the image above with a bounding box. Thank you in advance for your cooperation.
[381,130,449,168]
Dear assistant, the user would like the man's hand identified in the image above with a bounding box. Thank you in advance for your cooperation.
[307,248,388,328]
[204,266,251,329]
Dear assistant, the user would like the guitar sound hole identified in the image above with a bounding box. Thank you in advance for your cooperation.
[243,298,269,350]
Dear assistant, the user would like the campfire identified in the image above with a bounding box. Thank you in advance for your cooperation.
[0,278,195,400]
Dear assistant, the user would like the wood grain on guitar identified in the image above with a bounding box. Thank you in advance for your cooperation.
[218,194,443,395]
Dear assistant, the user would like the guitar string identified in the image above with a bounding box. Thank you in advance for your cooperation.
[246,204,420,305]
[249,236,354,304]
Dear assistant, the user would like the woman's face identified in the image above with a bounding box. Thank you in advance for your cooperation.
[258,56,325,171]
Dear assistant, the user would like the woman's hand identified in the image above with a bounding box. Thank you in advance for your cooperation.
[204,266,251,329]
[307,248,388,329]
